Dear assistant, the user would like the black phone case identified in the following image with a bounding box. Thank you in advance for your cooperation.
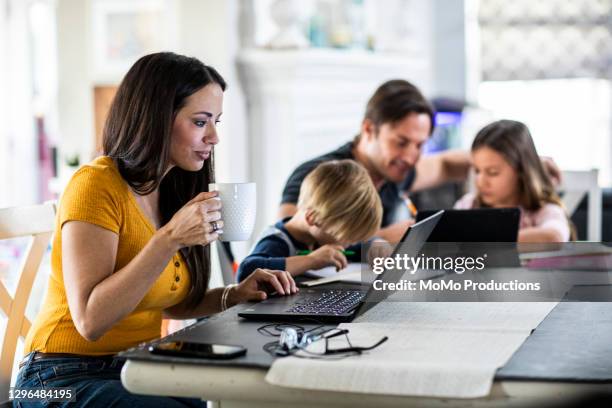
[148,343,247,360]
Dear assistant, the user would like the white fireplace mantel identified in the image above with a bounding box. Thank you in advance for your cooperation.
[237,48,432,238]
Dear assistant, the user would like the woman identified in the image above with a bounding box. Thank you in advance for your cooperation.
[15,52,297,407]
[455,119,572,242]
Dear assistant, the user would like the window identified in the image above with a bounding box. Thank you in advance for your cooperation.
[477,0,611,185]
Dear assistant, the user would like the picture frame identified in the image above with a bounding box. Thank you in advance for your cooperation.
[91,0,177,83]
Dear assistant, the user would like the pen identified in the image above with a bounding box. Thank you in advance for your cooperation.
[296,249,356,256]
[401,192,418,218]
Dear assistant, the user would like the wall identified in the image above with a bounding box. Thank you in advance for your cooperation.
[0,0,38,207]
[432,0,468,100]
[56,0,93,173]
[176,0,249,185]
[54,0,248,184]
[0,0,8,207]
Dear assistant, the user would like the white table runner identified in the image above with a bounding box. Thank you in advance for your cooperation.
[266,302,556,398]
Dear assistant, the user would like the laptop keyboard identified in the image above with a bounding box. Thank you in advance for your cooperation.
[286,290,366,315]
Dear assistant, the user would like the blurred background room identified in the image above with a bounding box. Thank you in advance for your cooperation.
[1,0,611,344]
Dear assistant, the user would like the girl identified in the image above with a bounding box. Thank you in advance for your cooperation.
[455,120,571,242]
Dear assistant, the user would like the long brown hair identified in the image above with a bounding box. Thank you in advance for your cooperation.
[103,52,226,308]
[472,120,575,239]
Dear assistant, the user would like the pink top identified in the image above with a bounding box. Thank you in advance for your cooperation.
[454,192,570,242]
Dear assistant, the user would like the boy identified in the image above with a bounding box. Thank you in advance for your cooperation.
[237,160,382,281]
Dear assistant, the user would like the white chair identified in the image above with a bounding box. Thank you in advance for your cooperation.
[560,169,601,241]
[0,202,56,400]
[216,242,236,285]
[208,242,235,288]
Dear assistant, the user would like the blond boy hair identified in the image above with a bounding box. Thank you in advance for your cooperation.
[297,160,382,243]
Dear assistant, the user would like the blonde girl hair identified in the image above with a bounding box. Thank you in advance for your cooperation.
[297,160,383,243]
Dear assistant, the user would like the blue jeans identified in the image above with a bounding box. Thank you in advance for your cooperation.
[13,352,207,408]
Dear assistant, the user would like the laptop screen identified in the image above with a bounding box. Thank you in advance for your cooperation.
[415,208,520,242]
[355,210,443,318]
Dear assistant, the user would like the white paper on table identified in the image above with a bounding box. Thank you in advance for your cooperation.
[265,302,557,399]
[300,272,363,287]
[357,300,558,331]
[301,264,446,287]
[301,263,367,286]
[303,263,366,279]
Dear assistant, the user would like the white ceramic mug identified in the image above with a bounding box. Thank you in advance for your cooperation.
[208,182,256,242]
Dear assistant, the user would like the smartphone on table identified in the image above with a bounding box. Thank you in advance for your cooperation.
[149,340,247,360]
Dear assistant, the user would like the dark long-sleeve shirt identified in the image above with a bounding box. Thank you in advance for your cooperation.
[237,218,361,282]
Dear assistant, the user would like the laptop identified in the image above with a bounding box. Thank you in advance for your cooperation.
[237,210,443,323]
[415,208,520,242]
[416,208,521,267]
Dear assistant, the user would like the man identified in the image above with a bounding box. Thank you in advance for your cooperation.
[279,79,559,242]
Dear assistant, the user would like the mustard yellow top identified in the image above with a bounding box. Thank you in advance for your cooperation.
[24,156,191,355]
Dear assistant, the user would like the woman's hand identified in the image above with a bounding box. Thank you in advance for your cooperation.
[159,191,223,250]
[307,244,348,271]
[232,269,298,303]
